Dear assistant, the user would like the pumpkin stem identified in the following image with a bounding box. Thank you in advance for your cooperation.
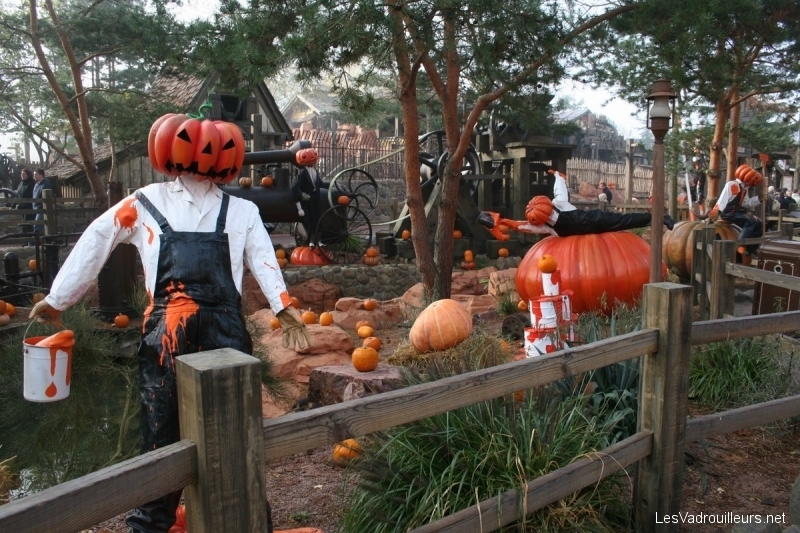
[187,98,213,119]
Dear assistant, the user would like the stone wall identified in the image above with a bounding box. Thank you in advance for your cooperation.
[281,262,422,301]
[280,256,522,301]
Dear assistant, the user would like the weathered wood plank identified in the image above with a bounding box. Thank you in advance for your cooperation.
[409,431,653,533]
[710,241,737,319]
[262,329,659,461]
[692,311,800,345]
[725,263,800,292]
[686,395,800,443]
[177,348,270,533]
[635,283,693,533]
[0,440,197,533]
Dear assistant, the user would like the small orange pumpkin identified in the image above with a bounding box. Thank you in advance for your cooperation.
[538,254,558,273]
[363,255,380,266]
[275,248,286,259]
[5,303,15,317]
[114,313,130,328]
[517,300,527,312]
[28,259,37,271]
[239,176,252,187]
[333,438,362,463]
[319,311,334,326]
[269,317,281,330]
[401,229,411,240]
[338,195,350,205]
[355,320,373,331]
[260,175,274,187]
[497,248,509,257]
[362,336,381,350]
[357,325,375,338]
[365,247,379,258]
[363,299,378,311]
[409,299,473,353]
[290,297,301,309]
[464,250,474,262]
[499,224,510,234]
[0,300,7,315]
[277,257,288,268]
[301,310,317,324]
[453,230,462,239]
[352,346,379,372]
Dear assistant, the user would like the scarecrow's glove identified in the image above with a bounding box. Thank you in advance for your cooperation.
[29,299,62,327]
[277,307,312,351]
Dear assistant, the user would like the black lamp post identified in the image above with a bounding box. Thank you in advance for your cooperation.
[646,80,676,283]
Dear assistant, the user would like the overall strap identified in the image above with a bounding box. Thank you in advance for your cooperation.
[215,193,230,233]
[135,191,171,233]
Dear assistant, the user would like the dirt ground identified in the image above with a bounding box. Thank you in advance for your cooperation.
[83,294,800,533]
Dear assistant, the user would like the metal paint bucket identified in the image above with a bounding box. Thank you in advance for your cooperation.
[23,328,75,402]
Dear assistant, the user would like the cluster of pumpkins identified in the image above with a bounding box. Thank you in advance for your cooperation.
[238,175,275,188]
[0,299,17,327]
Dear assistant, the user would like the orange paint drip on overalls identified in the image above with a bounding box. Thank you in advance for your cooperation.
[114,198,138,229]
[159,281,199,365]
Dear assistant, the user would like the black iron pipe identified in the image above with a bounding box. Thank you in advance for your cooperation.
[220,186,332,223]
[242,140,312,167]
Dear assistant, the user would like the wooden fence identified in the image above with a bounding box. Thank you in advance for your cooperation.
[0,189,99,244]
[2,281,800,532]
[566,157,653,197]
[693,222,800,320]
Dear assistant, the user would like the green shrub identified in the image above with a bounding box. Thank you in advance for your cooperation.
[338,353,633,533]
[689,337,791,408]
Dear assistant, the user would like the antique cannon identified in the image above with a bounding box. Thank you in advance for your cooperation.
[223,140,373,263]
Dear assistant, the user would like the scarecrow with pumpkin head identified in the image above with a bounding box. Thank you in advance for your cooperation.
[478,169,675,239]
[693,163,763,257]
[30,112,312,533]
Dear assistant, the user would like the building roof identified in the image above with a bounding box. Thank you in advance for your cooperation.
[555,108,592,122]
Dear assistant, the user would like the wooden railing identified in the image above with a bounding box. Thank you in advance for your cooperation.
[0,189,99,245]
[2,285,800,533]
[692,223,800,320]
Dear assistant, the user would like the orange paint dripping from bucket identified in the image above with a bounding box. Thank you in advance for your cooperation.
[45,382,58,398]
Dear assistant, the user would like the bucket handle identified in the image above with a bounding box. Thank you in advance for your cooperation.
[24,319,68,342]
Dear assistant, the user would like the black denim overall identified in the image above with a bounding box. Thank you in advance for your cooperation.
[126,191,263,532]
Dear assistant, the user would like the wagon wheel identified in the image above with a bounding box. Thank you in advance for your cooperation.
[315,205,372,264]
[436,147,482,197]
[328,168,378,217]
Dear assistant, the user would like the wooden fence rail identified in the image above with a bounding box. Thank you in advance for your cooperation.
[2,288,800,533]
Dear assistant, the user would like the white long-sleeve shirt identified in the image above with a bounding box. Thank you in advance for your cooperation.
[712,178,760,217]
[46,177,290,314]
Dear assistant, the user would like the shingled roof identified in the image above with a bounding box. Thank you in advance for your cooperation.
[49,74,292,184]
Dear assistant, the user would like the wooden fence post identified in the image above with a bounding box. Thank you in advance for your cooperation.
[780,222,794,239]
[710,240,737,319]
[177,348,270,533]
[42,188,56,235]
[691,226,715,319]
[634,282,693,533]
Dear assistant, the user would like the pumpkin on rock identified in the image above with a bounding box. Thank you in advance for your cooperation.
[409,299,472,353]
[516,232,665,315]
[290,246,330,266]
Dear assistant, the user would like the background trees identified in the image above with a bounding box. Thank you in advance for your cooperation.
[0,0,187,209]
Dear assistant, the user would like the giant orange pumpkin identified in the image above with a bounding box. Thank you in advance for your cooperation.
[148,113,245,183]
[409,299,473,353]
[516,233,665,315]
[289,246,331,265]
[662,220,740,279]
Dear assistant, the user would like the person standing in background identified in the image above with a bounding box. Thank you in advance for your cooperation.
[14,167,35,238]
[32,168,52,236]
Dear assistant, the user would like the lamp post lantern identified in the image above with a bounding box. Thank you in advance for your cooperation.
[646,80,676,283]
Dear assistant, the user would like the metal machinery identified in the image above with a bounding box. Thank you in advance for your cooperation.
[390,127,574,254]
[223,140,377,264]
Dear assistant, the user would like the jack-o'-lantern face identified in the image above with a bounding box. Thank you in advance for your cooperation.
[148,114,245,183]
[296,148,319,167]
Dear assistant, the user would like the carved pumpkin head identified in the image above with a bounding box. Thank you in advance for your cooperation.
[526,196,553,225]
[148,114,245,183]
[296,148,319,167]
